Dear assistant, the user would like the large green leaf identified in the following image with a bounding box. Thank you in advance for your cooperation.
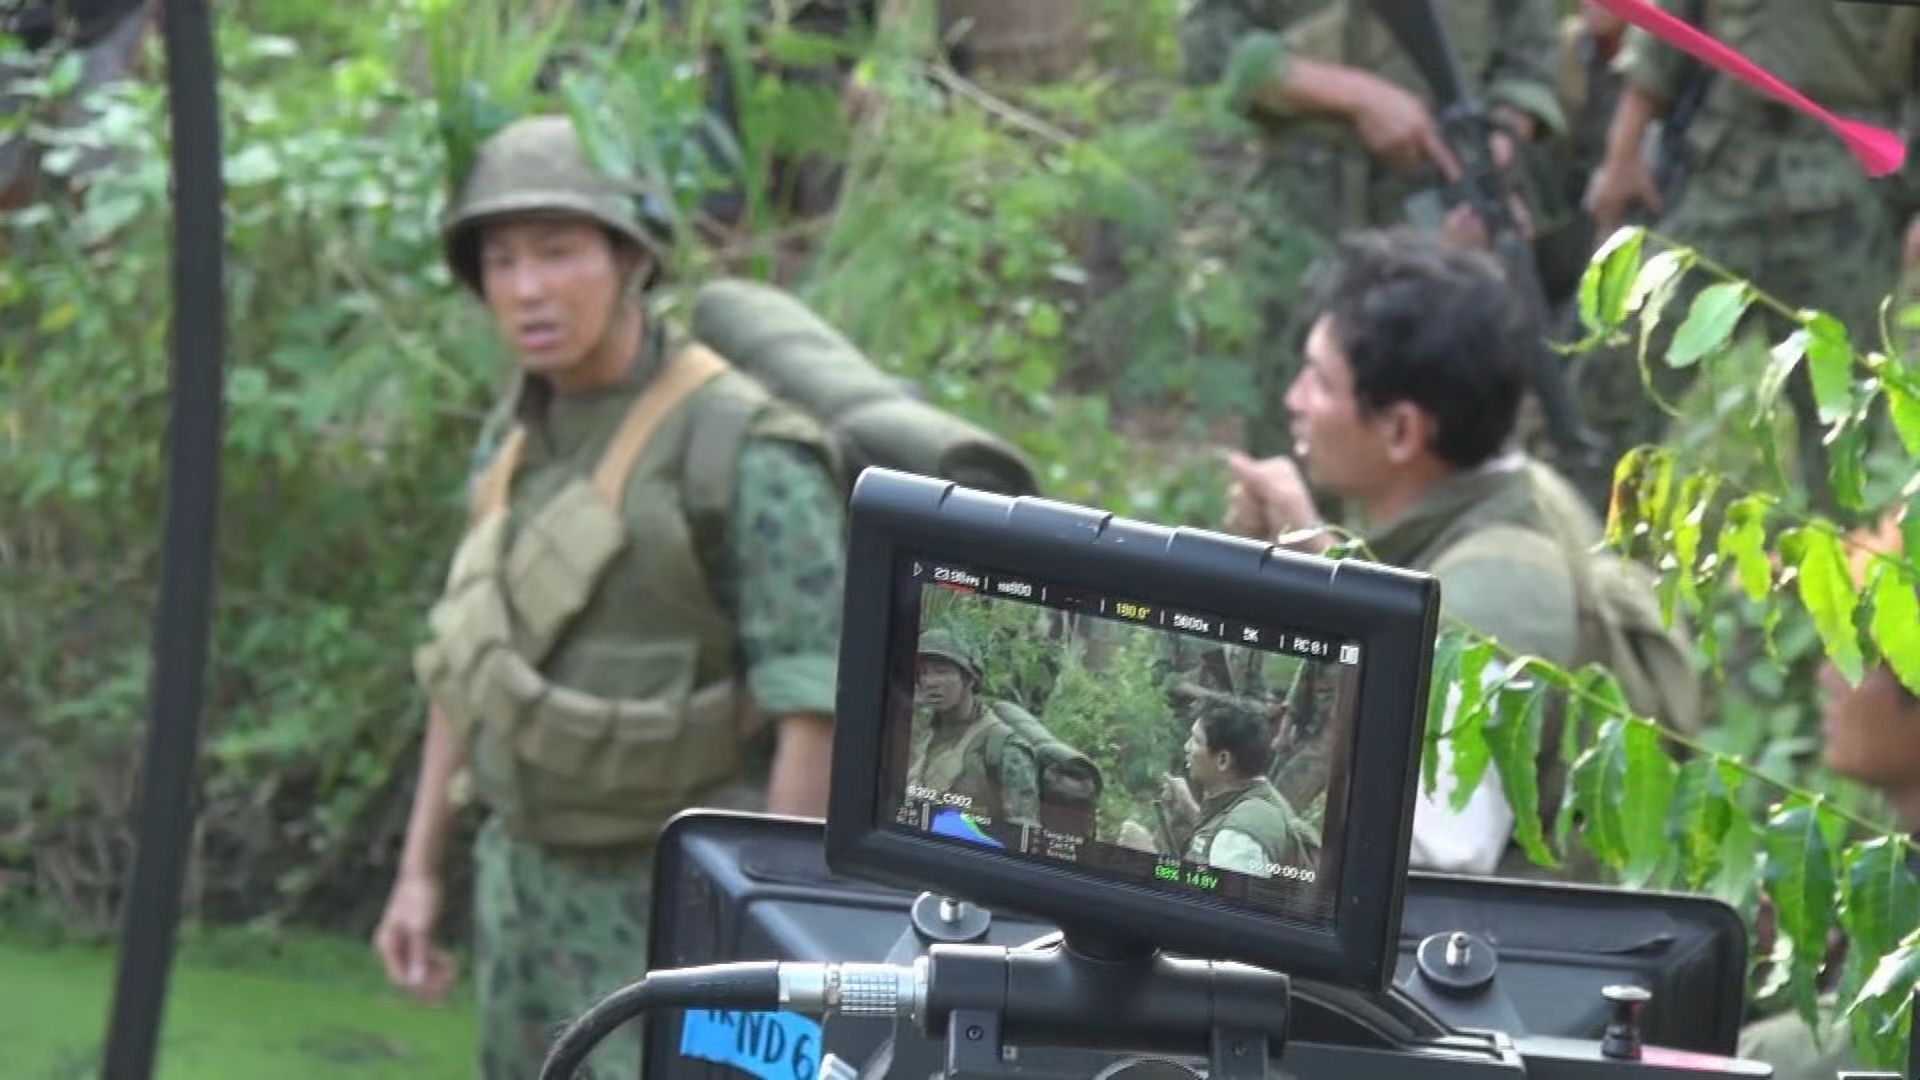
[1845,932,1920,1069]
[1717,496,1774,602]
[1804,313,1856,426]
[1838,838,1920,1011]
[1827,413,1869,513]
[1709,810,1762,913]
[1619,720,1679,887]
[1423,633,1467,795]
[1668,756,1738,890]
[1553,666,1627,850]
[1570,717,1630,868]
[1579,226,1647,336]
[1756,330,1809,423]
[1782,527,1865,685]
[1667,282,1750,369]
[1434,637,1496,810]
[1869,566,1920,697]
[1763,800,1841,1042]
[1884,380,1920,458]
[1666,472,1717,618]
[1485,670,1554,868]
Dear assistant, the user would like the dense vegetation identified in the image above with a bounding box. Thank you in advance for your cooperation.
[0,0,1915,1067]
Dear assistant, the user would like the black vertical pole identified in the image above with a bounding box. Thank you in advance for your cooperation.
[98,0,225,1076]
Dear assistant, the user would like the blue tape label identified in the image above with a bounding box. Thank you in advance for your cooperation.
[678,1009,824,1080]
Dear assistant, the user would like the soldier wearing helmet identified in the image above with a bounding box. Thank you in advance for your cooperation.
[373,114,848,1080]
[908,629,1043,830]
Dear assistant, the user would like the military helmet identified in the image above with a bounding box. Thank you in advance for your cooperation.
[442,114,672,294]
[916,629,981,683]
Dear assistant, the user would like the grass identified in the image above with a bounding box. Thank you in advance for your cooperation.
[0,926,477,1079]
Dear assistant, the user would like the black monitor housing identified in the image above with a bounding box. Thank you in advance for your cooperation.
[825,468,1441,990]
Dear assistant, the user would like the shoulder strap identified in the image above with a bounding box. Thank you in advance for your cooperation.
[591,343,731,505]
[469,427,527,523]
[681,372,768,617]
[464,345,731,523]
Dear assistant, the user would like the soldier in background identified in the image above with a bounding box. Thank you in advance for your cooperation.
[1583,0,1920,516]
[1178,0,1566,456]
[0,0,154,209]
[1159,698,1319,877]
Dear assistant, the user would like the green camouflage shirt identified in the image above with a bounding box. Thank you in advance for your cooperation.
[907,701,1042,829]
[1179,0,1565,136]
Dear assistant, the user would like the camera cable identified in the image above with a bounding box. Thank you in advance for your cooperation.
[539,961,924,1079]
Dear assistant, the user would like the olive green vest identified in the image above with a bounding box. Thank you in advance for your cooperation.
[1186,778,1311,872]
[413,344,829,848]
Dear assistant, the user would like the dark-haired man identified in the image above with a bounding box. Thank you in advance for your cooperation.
[1224,228,1602,876]
[1161,699,1318,877]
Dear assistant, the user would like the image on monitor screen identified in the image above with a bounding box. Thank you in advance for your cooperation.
[880,554,1363,929]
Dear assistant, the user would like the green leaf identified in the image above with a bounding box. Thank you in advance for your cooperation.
[1605,446,1660,552]
[1636,251,1691,366]
[1709,810,1762,912]
[1424,633,1466,795]
[1667,473,1718,615]
[1666,282,1750,369]
[1619,720,1679,887]
[1763,800,1841,1041]
[1845,932,1920,1069]
[1027,301,1063,340]
[1869,565,1920,697]
[1570,717,1630,868]
[1755,330,1808,423]
[1485,670,1554,868]
[1838,838,1920,1010]
[1717,496,1774,602]
[1804,313,1856,426]
[1579,226,1647,335]
[1554,666,1626,849]
[1827,415,1869,514]
[1668,756,1737,890]
[1883,380,1920,458]
[1782,526,1865,685]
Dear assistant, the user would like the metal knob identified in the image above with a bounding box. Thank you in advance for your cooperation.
[1600,984,1652,1060]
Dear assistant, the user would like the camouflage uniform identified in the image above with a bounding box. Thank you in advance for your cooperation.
[454,330,846,1080]
[417,116,848,1080]
[1178,0,1566,454]
[1579,1,1920,511]
[908,696,1043,830]
[1362,454,1590,878]
[1183,776,1316,876]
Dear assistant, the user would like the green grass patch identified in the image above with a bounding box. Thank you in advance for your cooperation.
[0,928,476,1079]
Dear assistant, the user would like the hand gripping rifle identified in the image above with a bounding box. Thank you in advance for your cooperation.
[1367,0,1607,470]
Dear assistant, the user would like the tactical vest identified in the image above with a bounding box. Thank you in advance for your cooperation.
[413,344,830,848]
[1186,778,1309,872]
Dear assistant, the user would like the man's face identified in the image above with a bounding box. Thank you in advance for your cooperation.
[1819,662,1920,789]
[1284,317,1400,499]
[479,215,626,377]
[1184,719,1231,795]
[917,656,970,713]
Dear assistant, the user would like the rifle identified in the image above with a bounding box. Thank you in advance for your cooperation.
[1367,0,1607,469]
[1646,0,1714,213]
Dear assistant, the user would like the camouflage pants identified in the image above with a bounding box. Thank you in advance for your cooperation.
[473,816,655,1080]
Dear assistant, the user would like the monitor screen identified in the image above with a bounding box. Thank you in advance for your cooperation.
[877,553,1363,931]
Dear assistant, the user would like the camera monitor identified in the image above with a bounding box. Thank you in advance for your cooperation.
[826,469,1441,989]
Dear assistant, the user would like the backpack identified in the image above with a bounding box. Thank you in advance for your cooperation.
[680,277,1041,603]
[985,701,1103,839]
[1569,552,1705,737]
